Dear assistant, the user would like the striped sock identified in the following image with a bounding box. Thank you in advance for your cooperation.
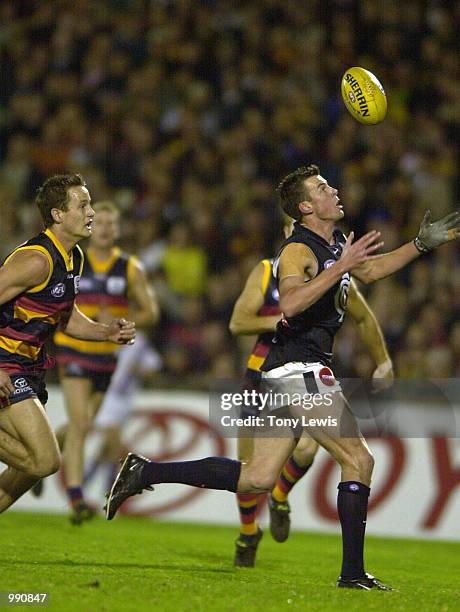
[237,493,259,536]
[67,486,83,508]
[271,456,312,503]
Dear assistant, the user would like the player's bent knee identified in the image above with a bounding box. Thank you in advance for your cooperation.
[26,453,61,478]
[247,470,277,493]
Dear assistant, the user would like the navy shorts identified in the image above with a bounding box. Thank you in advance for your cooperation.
[0,371,48,409]
[59,362,113,393]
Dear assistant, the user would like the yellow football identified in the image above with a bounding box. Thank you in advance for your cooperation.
[341,67,387,125]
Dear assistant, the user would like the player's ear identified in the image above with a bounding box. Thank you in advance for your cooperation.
[298,201,313,216]
[50,208,65,224]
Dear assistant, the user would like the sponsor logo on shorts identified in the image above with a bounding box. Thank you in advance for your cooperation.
[13,377,33,395]
[51,282,65,297]
[319,367,336,386]
[324,259,336,269]
[350,483,359,491]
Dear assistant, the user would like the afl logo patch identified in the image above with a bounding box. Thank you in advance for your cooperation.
[74,275,80,294]
[51,282,65,297]
[319,367,336,386]
[272,288,279,301]
[324,259,336,269]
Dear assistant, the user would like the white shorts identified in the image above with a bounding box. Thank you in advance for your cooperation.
[260,361,342,412]
[95,331,162,428]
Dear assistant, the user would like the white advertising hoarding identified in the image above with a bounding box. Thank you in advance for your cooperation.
[8,386,460,541]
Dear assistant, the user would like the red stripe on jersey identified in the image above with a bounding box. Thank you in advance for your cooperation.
[0,327,42,345]
[17,295,74,315]
[56,353,117,373]
[76,294,129,306]
[258,305,280,316]
[252,342,270,358]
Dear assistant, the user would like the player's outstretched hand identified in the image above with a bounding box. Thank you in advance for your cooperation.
[107,318,136,345]
[339,230,384,272]
[0,369,14,400]
[371,359,394,394]
[416,209,460,252]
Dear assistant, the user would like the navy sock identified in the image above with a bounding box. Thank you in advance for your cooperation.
[141,457,241,492]
[67,486,83,507]
[337,481,370,580]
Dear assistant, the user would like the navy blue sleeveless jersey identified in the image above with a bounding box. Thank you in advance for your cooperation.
[261,222,350,370]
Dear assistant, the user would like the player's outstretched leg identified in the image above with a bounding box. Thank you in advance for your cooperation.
[105,453,241,520]
[106,437,296,521]
[269,434,318,543]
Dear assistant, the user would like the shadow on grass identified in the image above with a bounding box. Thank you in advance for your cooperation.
[0,559,233,573]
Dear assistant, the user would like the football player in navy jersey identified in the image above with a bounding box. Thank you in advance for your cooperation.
[230,219,394,568]
[106,164,460,590]
[0,174,135,515]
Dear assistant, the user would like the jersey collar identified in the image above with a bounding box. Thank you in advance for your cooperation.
[44,228,74,272]
[294,222,343,247]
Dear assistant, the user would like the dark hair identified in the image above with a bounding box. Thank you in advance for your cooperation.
[35,174,86,228]
[276,165,320,220]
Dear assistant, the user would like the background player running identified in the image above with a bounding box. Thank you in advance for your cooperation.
[0,174,135,514]
[51,201,158,524]
[230,226,393,567]
[105,164,460,590]
[85,331,162,494]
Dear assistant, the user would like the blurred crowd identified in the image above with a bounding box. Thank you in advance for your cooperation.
[1,0,459,386]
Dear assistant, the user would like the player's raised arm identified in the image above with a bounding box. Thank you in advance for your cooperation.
[62,303,136,344]
[229,261,280,335]
[347,280,393,390]
[279,232,382,318]
[128,257,159,328]
[0,250,50,306]
[353,210,460,284]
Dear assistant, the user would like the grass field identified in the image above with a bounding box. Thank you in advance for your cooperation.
[2,512,459,611]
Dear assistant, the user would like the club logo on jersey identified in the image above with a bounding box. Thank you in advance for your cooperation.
[324,259,336,269]
[319,367,336,386]
[74,275,80,294]
[51,282,65,297]
[107,276,127,295]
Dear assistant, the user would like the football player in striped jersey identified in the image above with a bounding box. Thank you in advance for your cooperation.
[0,175,135,515]
[53,201,158,524]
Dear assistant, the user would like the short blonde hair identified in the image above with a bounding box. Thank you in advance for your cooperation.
[93,200,120,219]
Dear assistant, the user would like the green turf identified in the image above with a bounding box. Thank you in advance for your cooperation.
[1,512,459,611]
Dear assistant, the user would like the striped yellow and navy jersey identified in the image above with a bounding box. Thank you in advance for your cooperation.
[54,247,135,372]
[246,258,280,373]
[0,229,84,375]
